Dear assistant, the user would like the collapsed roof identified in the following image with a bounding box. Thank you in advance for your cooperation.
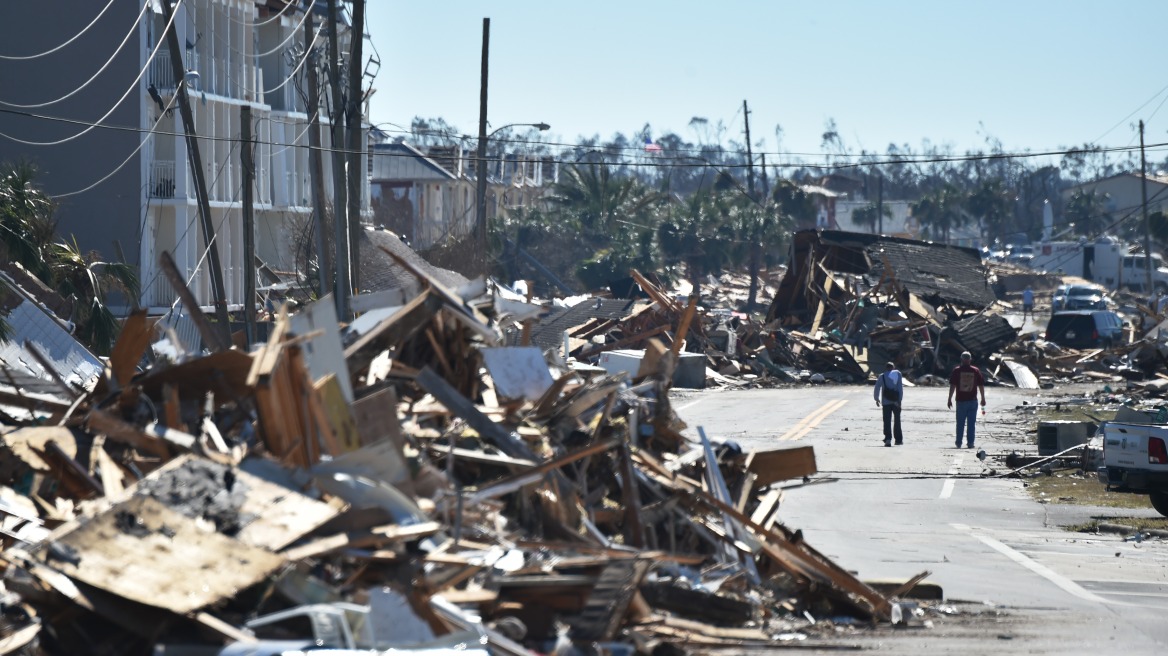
[767,229,996,324]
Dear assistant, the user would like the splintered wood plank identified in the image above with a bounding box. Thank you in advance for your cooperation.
[50,496,284,614]
[314,375,361,452]
[743,445,817,488]
[670,295,698,356]
[109,309,156,389]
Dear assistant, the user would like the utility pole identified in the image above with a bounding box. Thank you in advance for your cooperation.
[345,0,365,295]
[1141,119,1153,300]
[305,7,331,298]
[743,100,756,200]
[877,175,884,235]
[760,152,770,201]
[743,99,760,311]
[241,105,256,347]
[326,0,350,320]
[474,18,491,275]
[160,0,231,343]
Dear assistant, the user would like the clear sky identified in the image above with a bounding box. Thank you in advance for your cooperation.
[366,1,1168,163]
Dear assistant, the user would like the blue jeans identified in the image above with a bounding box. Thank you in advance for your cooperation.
[955,400,978,446]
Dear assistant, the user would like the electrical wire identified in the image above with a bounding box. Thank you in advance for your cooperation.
[51,91,181,199]
[226,0,298,28]
[0,0,182,147]
[263,25,324,95]
[0,1,151,109]
[0,0,122,61]
[194,0,316,60]
[269,110,321,157]
[1092,83,1168,146]
[7,103,1168,169]
[140,140,241,303]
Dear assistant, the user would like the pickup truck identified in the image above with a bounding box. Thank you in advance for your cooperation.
[1097,421,1168,517]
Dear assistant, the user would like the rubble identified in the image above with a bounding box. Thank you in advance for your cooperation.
[0,241,926,656]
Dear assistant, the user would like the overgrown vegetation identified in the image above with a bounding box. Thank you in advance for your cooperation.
[0,162,137,354]
[410,114,1167,297]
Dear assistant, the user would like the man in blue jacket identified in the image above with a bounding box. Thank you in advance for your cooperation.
[874,361,904,447]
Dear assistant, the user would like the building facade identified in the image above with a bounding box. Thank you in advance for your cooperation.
[0,0,369,311]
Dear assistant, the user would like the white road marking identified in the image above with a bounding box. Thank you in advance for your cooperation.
[951,523,1118,605]
[675,398,704,412]
[939,456,963,499]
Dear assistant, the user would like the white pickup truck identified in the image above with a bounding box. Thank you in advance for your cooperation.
[1098,421,1168,517]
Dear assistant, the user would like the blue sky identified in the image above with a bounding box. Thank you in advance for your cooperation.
[366,1,1168,162]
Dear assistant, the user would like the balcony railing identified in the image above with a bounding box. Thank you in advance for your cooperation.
[149,160,176,198]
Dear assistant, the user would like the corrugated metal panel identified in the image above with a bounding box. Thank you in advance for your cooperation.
[0,297,102,391]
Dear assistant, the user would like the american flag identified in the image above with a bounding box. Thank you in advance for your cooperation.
[644,136,663,153]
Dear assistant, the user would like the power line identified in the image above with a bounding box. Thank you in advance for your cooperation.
[0,1,151,109]
[226,0,298,28]
[1092,83,1168,145]
[51,91,181,199]
[0,0,122,61]
[7,102,1168,173]
[263,24,325,95]
[0,0,183,147]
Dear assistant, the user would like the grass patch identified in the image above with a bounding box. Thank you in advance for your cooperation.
[1065,516,1168,533]
[1024,470,1154,510]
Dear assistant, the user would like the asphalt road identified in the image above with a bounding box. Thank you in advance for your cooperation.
[671,382,1168,655]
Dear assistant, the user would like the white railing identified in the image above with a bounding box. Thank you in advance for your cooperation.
[149,51,174,90]
[149,160,176,198]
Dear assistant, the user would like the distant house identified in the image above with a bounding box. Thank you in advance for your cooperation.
[1061,172,1168,220]
[836,199,915,237]
[798,184,845,230]
[370,141,556,250]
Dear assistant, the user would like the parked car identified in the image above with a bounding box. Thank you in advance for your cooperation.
[1044,310,1126,349]
[1051,284,1110,312]
[1006,245,1035,267]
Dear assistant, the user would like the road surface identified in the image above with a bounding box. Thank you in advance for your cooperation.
[672,382,1168,654]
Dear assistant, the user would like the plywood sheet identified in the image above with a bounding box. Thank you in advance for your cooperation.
[234,465,342,551]
[480,347,554,401]
[52,496,284,614]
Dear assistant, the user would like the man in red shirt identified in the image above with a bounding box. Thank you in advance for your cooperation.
[947,351,986,449]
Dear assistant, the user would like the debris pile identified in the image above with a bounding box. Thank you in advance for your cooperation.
[0,243,924,655]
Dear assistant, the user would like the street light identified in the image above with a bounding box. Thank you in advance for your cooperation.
[475,122,550,272]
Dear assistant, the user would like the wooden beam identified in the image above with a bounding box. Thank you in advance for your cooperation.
[85,408,171,460]
[343,290,444,375]
[158,251,231,352]
[576,324,669,360]
[670,295,698,356]
[108,309,155,388]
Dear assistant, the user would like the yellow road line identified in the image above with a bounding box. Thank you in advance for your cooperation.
[779,398,849,441]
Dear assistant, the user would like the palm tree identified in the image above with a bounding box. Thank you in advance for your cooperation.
[851,202,893,234]
[966,179,1012,245]
[1064,189,1111,238]
[51,238,139,355]
[0,162,57,281]
[546,163,662,235]
[912,184,966,243]
[0,163,138,354]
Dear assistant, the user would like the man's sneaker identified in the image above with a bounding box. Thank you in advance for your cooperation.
[895,441,903,445]
[884,441,892,447]
[967,443,975,449]
[955,441,962,448]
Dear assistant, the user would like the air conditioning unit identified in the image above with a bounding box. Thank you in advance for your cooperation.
[1037,420,1091,455]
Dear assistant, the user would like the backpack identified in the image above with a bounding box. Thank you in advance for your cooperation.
[881,374,901,403]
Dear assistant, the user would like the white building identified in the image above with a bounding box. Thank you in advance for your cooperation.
[0,0,370,311]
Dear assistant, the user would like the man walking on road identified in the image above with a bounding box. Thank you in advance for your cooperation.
[947,351,986,449]
[1022,286,1034,321]
[874,361,904,447]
